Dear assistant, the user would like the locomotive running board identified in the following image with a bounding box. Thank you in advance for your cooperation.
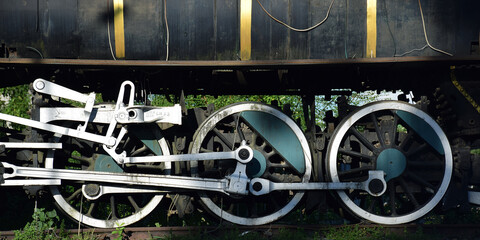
[0,162,386,197]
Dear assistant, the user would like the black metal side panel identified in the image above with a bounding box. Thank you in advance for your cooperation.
[376,0,457,57]
[0,0,479,60]
[168,1,213,60]
[214,1,239,60]
[0,0,41,58]
[123,0,165,60]
[42,0,79,58]
[77,1,111,59]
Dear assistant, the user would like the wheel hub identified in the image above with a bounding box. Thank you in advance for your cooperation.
[376,148,406,182]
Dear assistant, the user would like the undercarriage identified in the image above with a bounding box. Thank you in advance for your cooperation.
[0,77,472,228]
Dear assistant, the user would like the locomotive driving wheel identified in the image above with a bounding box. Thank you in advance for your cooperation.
[191,102,312,225]
[45,122,170,228]
[326,101,452,224]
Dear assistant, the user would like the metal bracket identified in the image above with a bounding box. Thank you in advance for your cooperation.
[468,191,480,205]
[0,112,116,147]
[115,105,182,125]
[33,79,97,132]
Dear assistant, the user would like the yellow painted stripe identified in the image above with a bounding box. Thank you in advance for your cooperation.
[366,0,377,58]
[240,0,252,60]
[451,67,480,114]
[114,0,125,59]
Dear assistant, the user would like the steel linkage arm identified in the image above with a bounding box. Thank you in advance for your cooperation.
[249,170,387,197]
[1,162,229,193]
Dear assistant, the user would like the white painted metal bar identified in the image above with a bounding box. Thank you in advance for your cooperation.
[33,78,91,104]
[1,179,61,186]
[0,113,115,147]
[0,142,62,149]
[2,162,228,193]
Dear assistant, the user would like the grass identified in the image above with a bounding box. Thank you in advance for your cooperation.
[10,205,480,239]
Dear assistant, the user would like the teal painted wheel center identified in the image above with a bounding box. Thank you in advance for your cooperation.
[246,150,267,178]
[376,148,406,182]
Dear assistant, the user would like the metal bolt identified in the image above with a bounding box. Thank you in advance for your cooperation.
[35,81,45,90]
[107,138,116,147]
[239,149,250,160]
[84,184,100,197]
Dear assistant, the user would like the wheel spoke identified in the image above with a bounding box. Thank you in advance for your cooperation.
[86,202,96,217]
[403,171,435,190]
[370,113,386,148]
[388,180,397,216]
[268,163,290,168]
[128,196,141,213]
[408,160,443,169]
[65,188,82,202]
[235,116,246,142]
[348,126,376,152]
[213,128,234,150]
[109,196,117,220]
[70,155,93,166]
[405,143,428,158]
[199,147,213,153]
[130,145,149,157]
[399,131,414,151]
[338,166,375,179]
[398,177,420,209]
[366,196,378,213]
[338,148,375,162]
[392,111,400,146]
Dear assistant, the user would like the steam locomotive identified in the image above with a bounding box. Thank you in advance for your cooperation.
[0,0,480,228]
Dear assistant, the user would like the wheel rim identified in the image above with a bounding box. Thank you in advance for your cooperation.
[191,102,312,225]
[327,101,452,224]
[46,123,168,228]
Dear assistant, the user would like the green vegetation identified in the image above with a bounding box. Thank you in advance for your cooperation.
[12,208,95,240]
[150,90,381,130]
[111,223,126,240]
[0,84,30,119]
[10,206,479,240]
[0,84,31,132]
[13,208,63,240]
[150,225,444,240]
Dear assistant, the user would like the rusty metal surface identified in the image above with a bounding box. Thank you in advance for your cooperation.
[2,224,480,239]
[1,56,480,68]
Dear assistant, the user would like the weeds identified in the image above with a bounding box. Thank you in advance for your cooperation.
[13,208,97,240]
[111,223,126,240]
[13,208,67,240]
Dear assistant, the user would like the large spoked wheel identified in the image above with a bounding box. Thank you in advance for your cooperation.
[191,102,312,225]
[46,122,169,228]
[327,101,452,224]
